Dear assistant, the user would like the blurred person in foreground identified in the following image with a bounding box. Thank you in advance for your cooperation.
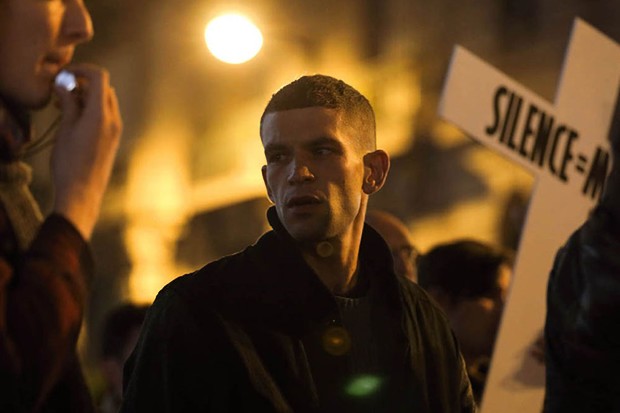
[98,304,148,413]
[122,75,475,412]
[0,0,123,411]
[365,209,419,282]
[417,239,513,403]
[544,129,620,412]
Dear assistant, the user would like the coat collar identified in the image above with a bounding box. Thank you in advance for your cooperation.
[186,206,403,336]
[265,205,397,278]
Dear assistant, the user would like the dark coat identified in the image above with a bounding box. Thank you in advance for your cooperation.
[544,160,620,412]
[122,208,475,412]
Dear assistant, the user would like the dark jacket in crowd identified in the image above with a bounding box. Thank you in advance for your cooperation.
[544,147,620,412]
[0,102,94,412]
[122,207,475,413]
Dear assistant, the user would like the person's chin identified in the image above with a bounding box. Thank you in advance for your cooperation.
[11,89,52,111]
[30,88,53,110]
[283,220,325,243]
[1,81,44,108]
[286,225,318,242]
[22,76,54,109]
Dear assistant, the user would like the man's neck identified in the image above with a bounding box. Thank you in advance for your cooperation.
[300,213,366,295]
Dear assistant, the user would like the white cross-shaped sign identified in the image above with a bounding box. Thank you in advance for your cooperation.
[439,18,620,412]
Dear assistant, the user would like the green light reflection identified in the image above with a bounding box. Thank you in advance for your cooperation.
[345,375,383,397]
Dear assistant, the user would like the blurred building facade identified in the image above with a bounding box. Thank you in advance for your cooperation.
[24,0,620,386]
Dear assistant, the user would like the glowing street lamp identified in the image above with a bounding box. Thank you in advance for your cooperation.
[204,13,263,64]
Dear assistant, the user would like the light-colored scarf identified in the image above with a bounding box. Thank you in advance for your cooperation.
[0,100,42,251]
[0,161,43,251]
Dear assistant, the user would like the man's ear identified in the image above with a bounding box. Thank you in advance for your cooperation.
[261,165,275,203]
[362,150,390,195]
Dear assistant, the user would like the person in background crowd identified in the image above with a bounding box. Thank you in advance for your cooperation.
[0,0,123,410]
[98,304,149,413]
[365,209,419,282]
[417,239,513,403]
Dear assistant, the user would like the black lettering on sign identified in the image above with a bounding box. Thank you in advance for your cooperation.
[576,154,588,174]
[501,93,523,148]
[485,85,584,188]
[547,125,566,176]
[546,127,578,182]
[530,112,555,168]
[519,104,538,157]
[486,86,508,136]
[582,146,610,200]
[559,130,578,181]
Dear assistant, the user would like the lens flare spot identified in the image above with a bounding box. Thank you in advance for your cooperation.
[345,375,383,397]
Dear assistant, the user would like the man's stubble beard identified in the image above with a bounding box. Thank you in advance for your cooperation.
[280,207,334,244]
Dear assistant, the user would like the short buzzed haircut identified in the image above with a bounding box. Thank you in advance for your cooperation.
[417,239,513,300]
[260,74,376,151]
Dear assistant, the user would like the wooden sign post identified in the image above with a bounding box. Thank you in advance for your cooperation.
[439,19,620,412]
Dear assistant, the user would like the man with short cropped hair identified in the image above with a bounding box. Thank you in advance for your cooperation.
[123,75,475,413]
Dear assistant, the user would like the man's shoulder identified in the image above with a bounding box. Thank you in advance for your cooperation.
[155,229,282,307]
[396,275,434,304]
[165,239,264,294]
[395,276,452,325]
[146,244,262,331]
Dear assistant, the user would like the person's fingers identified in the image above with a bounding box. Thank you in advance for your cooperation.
[62,64,109,115]
[108,87,123,136]
[108,87,119,117]
[54,85,80,125]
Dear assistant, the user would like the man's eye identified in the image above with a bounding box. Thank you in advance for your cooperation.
[315,147,333,155]
[267,153,284,163]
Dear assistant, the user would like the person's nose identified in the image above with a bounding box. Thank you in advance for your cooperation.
[287,157,315,185]
[62,0,94,45]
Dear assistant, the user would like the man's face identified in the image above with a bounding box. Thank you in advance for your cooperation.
[448,264,512,362]
[366,214,418,282]
[261,107,367,243]
[386,238,418,283]
[0,0,93,109]
[101,326,142,400]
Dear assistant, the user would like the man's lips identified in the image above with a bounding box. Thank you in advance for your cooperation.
[41,53,72,75]
[286,195,322,208]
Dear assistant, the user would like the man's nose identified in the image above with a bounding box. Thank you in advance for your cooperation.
[62,0,94,44]
[287,159,315,185]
